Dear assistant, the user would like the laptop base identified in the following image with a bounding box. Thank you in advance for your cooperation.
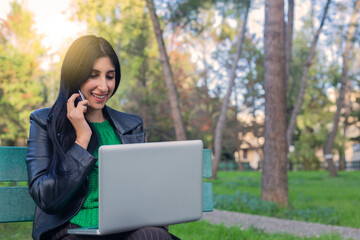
[67,227,100,235]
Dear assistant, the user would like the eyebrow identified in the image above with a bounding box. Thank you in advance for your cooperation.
[92,69,115,73]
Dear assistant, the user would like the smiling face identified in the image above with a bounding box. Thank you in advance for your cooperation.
[80,56,116,120]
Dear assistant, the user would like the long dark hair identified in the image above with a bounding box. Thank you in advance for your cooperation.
[47,35,121,173]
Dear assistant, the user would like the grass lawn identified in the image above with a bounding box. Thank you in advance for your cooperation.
[0,221,32,240]
[169,220,345,240]
[209,170,360,228]
[1,171,359,239]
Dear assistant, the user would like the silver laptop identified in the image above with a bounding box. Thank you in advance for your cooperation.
[68,140,203,235]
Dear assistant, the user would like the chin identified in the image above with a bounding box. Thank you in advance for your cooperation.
[88,104,106,111]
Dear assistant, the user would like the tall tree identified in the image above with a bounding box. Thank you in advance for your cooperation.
[145,0,187,140]
[286,0,331,148]
[261,0,288,206]
[323,0,360,177]
[212,1,250,178]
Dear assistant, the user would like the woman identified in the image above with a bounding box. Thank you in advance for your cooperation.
[26,35,177,240]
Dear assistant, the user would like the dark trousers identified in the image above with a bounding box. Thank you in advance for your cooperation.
[43,222,180,240]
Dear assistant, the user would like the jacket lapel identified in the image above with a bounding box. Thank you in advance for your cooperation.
[104,106,145,144]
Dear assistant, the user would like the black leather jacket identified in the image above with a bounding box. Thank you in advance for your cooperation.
[26,106,145,240]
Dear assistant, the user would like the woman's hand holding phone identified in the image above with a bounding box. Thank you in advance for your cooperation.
[67,92,91,149]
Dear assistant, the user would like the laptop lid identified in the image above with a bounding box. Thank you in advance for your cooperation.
[98,140,203,235]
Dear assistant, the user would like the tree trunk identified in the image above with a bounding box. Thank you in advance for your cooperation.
[284,0,294,98]
[261,0,288,206]
[238,156,244,171]
[146,0,187,140]
[323,0,360,177]
[286,0,331,148]
[339,154,345,171]
[212,2,250,179]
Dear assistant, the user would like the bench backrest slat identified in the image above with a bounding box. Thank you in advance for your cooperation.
[203,149,212,178]
[202,149,213,212]
[0,147,28,181]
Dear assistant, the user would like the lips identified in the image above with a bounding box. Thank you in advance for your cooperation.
[91,93,105,99]
[91,93,107,101]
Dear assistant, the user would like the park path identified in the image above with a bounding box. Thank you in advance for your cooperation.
[201,209,360,240]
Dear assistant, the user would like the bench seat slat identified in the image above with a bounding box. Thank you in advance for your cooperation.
[0,187,35,222]
[0,147,28,181]
[202,182,213,212]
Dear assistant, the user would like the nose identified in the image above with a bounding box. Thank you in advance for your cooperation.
[97,75,108,92]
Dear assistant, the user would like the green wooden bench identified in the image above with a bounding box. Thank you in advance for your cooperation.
[0,146,213,223]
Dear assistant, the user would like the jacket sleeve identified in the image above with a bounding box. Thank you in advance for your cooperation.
[26,111,97,214]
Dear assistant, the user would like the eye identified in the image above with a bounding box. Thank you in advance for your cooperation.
[90,74,99,79]
[106,75,115,80]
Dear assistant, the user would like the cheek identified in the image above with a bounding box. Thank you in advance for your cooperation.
[80,79,95,91]
[109,81,116,93]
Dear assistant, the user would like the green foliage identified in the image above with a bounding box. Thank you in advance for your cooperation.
[242,37,264,110]
[288,65,342,170]
[0,1,47,146]
[170,0,250,30]
[286,31,312,111]
[287,28,341,169]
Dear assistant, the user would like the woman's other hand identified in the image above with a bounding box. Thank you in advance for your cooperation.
[67,93,91,149]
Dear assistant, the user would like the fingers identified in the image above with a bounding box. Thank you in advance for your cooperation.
[67,93,79,114]
[67,94,87,120]
[67,93,89,113]
[68,93,80,104]
[77,99,89,113]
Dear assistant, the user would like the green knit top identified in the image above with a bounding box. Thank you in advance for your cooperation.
[70,119,122,227]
